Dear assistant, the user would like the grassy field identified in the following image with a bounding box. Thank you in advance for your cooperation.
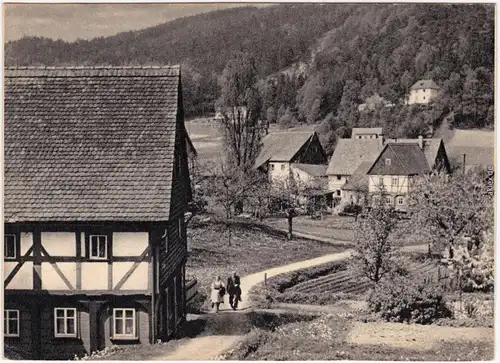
[234,314,494,361]
[265,215,355,242]
[185,117,317,167]
[186,219,345,309]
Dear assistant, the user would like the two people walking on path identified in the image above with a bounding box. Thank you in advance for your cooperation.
[210,271,242,312]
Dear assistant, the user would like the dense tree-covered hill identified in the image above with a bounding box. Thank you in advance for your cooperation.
[5,4,494,149]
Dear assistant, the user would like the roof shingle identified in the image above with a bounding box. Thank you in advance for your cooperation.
[326,138,383,175]
[367,143,431,175]
[4,66,181,223]
[410,79,440,91]
[254,131,314,168]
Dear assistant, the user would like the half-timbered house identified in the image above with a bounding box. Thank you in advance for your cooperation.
[4,66,190,359]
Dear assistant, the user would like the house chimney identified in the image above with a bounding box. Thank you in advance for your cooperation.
[418,135,423,149]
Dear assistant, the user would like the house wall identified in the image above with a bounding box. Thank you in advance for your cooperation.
[342,190,367,205]
[408,88,439,105]
[4,294,151,359]
[368,175,410,194]
[368,175,414,211]
[290,165,312,184]
[4,230,151,292]
[328,175,348,197]
[268,162,291,184]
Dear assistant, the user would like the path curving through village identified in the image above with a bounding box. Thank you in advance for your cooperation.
[149,250,354,360]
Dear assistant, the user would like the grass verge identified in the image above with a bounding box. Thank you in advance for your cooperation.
[186,218,345,311]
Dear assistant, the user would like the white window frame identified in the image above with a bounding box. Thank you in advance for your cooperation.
[281,164,285,171]
[113,308,136,339]
[4,309,20,337]
[4,234,17,260]
[392,177,398,186]
[385,197,392,205]
[385,158,391,166]
[397,196,405,205]
[54,308,77,338]
[89,235,107,260]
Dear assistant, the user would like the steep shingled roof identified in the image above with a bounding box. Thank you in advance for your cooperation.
[341,161,373,191]
[385,138,444,168]
[368,143,431,176]
[4,66,182,222]
[254,131,314,168]
[326,138,383,175]
[410,79,440,91]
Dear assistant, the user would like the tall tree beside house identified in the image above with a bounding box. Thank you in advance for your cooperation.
[217,52,265,214]
[351,186,403,284]
[407,168,494,290]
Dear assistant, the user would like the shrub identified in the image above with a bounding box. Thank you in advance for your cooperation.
[276,291,355,305]
[368,276,452,324]
[342,204,362,215]
[186,290,208,313]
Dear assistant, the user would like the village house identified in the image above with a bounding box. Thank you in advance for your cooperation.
[367,143,432,211]
[351,127,384,140]
[254,130,328,185]
[4,66,191,359]
[326,137,384,198]
[406,79,441,105]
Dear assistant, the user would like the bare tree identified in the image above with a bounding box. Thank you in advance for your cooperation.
[205,161,261,245]
[271,175,326,240]
[351,186,403,284]
[217,52,266,214]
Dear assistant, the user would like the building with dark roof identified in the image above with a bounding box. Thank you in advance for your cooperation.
[367,143,432,210]
[407,79,441,105]
[254,130,327,184]
[326,138,384,197]
[4,66,190,358]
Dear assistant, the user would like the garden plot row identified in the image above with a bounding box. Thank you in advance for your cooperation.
[289,261,438,295]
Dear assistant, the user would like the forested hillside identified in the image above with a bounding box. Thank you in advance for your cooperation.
[6,4,494,152]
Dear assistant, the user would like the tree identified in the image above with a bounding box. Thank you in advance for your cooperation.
[217,52,265,214]
[217,52,264,172]
[271,174,327,240]
[407,169,493,259]
[205,162,261,246]
[351,186,403,283]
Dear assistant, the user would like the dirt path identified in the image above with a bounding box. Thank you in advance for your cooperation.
[147,245,428,360]
[148,250,353,360]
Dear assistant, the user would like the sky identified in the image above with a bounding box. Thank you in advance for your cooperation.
[3,3,264,42]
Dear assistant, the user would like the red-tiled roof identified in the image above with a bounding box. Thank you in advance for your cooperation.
[4,66,182,222]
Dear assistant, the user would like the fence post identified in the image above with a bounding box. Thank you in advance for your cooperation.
[264,273,267,285]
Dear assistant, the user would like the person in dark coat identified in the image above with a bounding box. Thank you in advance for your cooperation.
[227,271,242,310]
